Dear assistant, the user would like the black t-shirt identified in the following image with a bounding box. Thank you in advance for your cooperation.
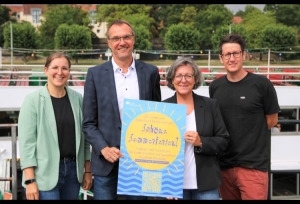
[51,92,76,158]
[209,72,280,171]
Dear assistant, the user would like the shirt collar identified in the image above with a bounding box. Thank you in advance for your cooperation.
[112,56,136,72]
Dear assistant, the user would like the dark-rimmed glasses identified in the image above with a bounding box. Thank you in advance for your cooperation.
[221,51,242,60]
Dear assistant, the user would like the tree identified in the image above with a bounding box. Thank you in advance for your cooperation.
[275,4,300,27]
[97,4,152,24]
[39,4,91,49]
[124,13,154,31]
[54,24,92,64]
[96,4,156,38]
[146,4,210,38]
[3,22,40,63]
[0,6,11,25]
[211,24,250,51]
[263,4,278,12]
[241,6,276,48]
[133,26,152,50]
[260,24,297,48]
[164,23,200,51]
[154,4,188,38]
[4,22,39,49]
[180,6,197,26]
[235,10,245,17]
[194,4,233,50]
[0,5,11,47]
[54,24,70,49]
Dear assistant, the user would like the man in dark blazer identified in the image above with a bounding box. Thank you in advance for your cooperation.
[82,20,161,200]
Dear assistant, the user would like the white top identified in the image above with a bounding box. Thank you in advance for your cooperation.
[183,110,197,189]
[112,57,140,120]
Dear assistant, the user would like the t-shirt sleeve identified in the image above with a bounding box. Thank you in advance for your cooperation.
[262,79,281,115]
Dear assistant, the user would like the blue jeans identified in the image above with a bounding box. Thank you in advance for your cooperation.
[93,164,148,200]
[180,188,220,200]
[30,157,80,200]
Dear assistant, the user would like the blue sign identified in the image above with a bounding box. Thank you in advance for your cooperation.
[117,99,187,198]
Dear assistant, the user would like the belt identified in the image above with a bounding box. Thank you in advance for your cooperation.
[60,157,76,161]
[239,162,254,169]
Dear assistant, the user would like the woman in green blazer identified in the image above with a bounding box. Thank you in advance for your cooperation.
[18,52,92,200]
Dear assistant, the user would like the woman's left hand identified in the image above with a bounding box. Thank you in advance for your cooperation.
[82,172,92,190]
[184,131,201,146]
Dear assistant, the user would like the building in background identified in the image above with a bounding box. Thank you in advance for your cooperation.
[1,4,107,38]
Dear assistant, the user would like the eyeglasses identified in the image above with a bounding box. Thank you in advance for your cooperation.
[49,67,70,73]
[221,51,242,60]
[107,34,134,43]
[174,74,194,82]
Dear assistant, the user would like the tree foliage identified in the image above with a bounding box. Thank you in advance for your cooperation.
[180,6,197,26]
[211,24,250,51]
[260,24,297,48]
[0,6,11,25]
[133,26,152,50]
[96,4,156,38]
[235,10,245,17]
[0,5,12,47]
[54,24,70,49]
[39,4,91,49]
[3,22,39,49]
[54,24,92,49]
[194,4,233,49]
[241,7,276,48]
[97,4,152,24]
[164,23,200,50]
[263,4,278,12]
[125,14,154,30]
[275,4,300,27]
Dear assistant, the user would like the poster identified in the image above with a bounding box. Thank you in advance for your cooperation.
[117,98,186,198]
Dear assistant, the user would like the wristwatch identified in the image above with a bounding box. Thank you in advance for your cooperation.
[24,179,36,185]
[194,143,202,153]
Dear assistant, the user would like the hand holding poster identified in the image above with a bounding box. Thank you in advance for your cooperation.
[117,99,186,198]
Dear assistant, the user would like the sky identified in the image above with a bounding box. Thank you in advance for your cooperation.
[225,4,265,14]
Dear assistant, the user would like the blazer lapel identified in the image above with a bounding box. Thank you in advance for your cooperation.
[66,87,81,155]
[193,92,205,134]
[106,62,121,123]
[135,61,145,100]
[41,85,59,145]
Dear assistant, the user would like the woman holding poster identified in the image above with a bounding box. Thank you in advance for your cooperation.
[163,57,229,200]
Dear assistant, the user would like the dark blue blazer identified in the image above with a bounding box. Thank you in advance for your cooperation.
[82,59,161,176]
[164,92,229,192]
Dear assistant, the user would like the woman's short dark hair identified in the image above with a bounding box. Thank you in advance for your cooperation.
[44,52,71,69]
[166,57,204,91]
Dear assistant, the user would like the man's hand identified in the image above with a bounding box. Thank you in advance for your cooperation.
[101,146,124,163]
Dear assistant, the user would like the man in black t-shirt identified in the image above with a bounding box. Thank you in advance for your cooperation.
[209,34,280,200]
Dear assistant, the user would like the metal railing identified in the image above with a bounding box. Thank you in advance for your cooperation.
[0,124,17,200]
[0,65,300,86]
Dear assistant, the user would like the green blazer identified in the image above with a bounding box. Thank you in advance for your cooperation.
[18,85,91,190]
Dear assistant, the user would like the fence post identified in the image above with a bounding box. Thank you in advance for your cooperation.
[267,49,270,78]
[0,47,2,68]
[11,125,17,200]
[208,50,211,71]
